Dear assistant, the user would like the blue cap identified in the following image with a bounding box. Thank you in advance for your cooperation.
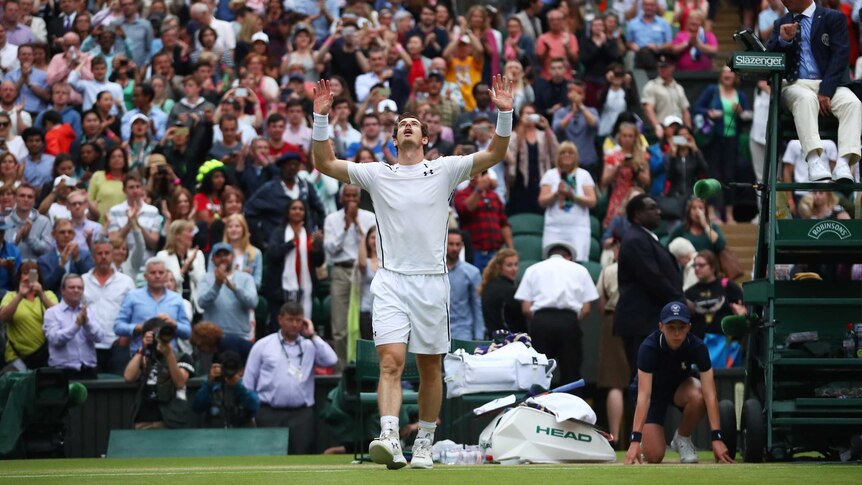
[210,242,234,255]
[660,301,691,325]
[275,151,303,166]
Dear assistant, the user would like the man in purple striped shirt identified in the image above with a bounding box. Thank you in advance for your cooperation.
[43,273,104,380]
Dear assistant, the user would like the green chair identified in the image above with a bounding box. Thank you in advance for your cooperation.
[316,295,332,338]
[508,213,544,236]
[311,298,323,325]
[589,238,601,262]
[513,235,544,261]
[578,260,602,283]
[655,219,670,238]
[314,265,332,299]
[594,191,609,224]
[516,259,539,283]
[590,215,601,240]
[353,339,420,461]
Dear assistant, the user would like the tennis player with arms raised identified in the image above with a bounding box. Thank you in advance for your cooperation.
[311,75,514,469]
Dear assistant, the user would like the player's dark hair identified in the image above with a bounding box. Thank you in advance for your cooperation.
[391,112,429,141]
[547,245,573,258]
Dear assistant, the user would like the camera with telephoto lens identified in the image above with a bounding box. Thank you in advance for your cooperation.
[156,324,176,342]
[141,317,175,356]
[216,351,242,383]
[157,165,167,175]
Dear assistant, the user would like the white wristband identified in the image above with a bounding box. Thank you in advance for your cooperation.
[496,109,513,137]
[312,112,329,142]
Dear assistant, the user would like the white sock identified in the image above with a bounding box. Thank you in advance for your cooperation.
[416,420,437,442]
[806,151,820,165]
[380,415,399,435]
[837,156,850,167]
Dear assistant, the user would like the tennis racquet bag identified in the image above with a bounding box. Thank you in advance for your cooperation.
[443,342,556,398]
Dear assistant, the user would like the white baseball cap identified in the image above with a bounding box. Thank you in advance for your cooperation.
[251,32,269,43]
[130,113,149,125]
[662,115,683,128]
[377,99,398,113]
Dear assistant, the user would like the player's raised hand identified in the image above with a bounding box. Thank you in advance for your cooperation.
[489,74,514,112]
[313,79,334,116]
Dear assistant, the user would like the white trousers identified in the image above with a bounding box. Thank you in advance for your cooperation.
[781,79,862,164]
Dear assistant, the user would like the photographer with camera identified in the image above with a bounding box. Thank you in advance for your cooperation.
[123,316,195,429]
[192,351,259,428]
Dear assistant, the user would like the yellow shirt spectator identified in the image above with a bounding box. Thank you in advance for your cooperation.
[2,290,59,363]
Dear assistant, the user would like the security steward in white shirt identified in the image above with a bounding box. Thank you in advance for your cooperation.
[514,241,599,388]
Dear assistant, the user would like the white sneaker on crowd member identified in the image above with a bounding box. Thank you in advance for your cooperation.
[369,430,407,469]
[670,430,699,464]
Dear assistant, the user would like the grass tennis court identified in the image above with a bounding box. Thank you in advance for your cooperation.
[1,453,859,485]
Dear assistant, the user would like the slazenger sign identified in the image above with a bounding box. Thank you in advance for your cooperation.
[807,220,851,240]
[732,53,785,70]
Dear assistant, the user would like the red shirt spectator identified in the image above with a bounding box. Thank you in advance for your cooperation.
[454,173,513,254]
[45,123,76,156]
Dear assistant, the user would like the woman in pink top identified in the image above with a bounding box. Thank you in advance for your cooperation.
[670,11,718,72]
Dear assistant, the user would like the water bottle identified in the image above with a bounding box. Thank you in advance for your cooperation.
[441,449,460,465]
[441,446,485,465]
[855,324,862,358]
[843,324,856,358]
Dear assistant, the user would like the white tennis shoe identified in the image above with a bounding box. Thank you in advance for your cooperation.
[670,430,698,464]
[410,438,433,469]
[369,430,407,469]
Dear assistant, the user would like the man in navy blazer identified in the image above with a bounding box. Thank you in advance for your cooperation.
[614,194,683,379]
[38,219,94,294]
[766,0,861,183]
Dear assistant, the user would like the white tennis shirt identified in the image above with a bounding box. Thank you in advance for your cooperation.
[348,155,474,275]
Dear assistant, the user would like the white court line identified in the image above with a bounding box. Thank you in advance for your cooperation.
[1,466,595,479]
[0,463,800,480]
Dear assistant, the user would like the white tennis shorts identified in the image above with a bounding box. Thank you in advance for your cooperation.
[370,268,451,355]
